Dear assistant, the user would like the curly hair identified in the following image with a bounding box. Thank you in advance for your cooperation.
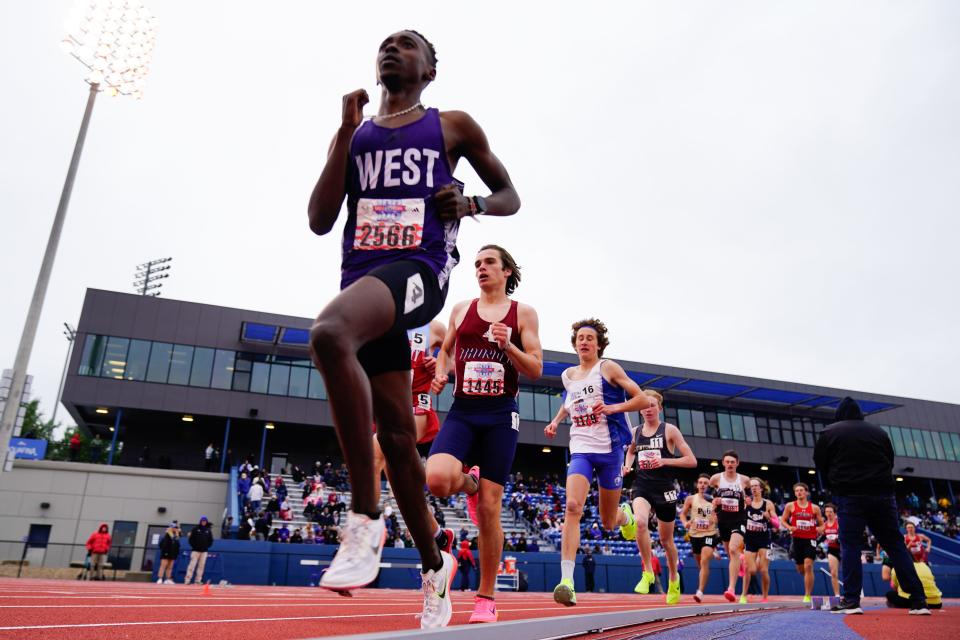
[570,318,609,356]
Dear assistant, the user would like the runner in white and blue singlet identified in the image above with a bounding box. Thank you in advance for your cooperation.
[544,319,654,607]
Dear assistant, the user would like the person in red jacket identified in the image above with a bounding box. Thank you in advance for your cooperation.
[69,432,82,461]
[86,523,111,580]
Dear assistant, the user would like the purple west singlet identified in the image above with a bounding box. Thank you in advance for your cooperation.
[341,108,460,290]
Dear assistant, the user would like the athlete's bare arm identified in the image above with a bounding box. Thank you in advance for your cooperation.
[435,110,520,221]
[308,90,367,235]
[679,496,694,530]
[764,499,777,521]
[740,475,752,492]
[494,303,542,380]
[431,301,469,394]
[544,384,571,438]
[814,505,825,534]
[658,424,697,468]
[596,361,655,416]
[622,442,637,476]
[782,502,795,533]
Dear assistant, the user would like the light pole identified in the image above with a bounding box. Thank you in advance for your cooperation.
[133,257,172,296]
[51,323,77,426]
[0,0,157,474]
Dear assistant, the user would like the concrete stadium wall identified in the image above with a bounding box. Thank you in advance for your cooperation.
[0,459,228,572]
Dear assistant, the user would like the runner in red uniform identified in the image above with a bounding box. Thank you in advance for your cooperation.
[823,503,841,596]
[904,522,932,564]
[782,482,824,603]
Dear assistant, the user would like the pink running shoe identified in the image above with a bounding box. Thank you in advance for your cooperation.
[761,597,769,603]
[466,466,481,526]
[723,589,736,603]
[469,596,498,623]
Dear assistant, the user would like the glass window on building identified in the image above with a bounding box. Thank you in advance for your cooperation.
[549,392,566,424]
[518,390,534,420]
[910,428,927,458]
[146,342,173,383]
[125,339,151,381]
[307,368,326,400]
[437,384,453,412]
[757,426,769,443]
[888,426,906,457]
[705,414,719,439]
[781,429,794,446]
[901,426,916,457]
[100,337,130,379]
[250,361,270,394]
[232,355,251,392]
[167,345,194,385]
[924,429,944,461]
[211,349,235,390]
[769,427,782,444]
[692,410,707,438]
[268,364,290,396]
[731,414,746,441]
[717,413,733,440]
[189,347,215,387]
[534,391,550,421]
[951,433,960,464]
[939,431,956,462]
[804,432,815,447]
[677,409,692,436]
[288,366,309,398]
[78,334,107,376]
[744,415,758,442]
[664,407,678,423]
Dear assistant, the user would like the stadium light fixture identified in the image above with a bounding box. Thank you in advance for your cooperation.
[807,469,816,475]
[265,423,276,430]
[181,415,193,422]
[95,407,109,414]
[760,465,769,471]
[541,447,551,453]
[0,0,157,475]
[709,460,719,467]
[133,257,172,296]
[896,476,904,482]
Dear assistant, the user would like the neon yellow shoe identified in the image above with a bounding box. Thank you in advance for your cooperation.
[802,595,812,604]
[619,503,637,541]
[634,571,655,594]
[739,595,748,604]
[553,578,576,607]
[666,578,681,605]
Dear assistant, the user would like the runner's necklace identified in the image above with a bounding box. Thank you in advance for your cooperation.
[370,102,424,120]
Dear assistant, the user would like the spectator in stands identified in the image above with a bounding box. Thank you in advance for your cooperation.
[69,431,82,461]
[458,540,476,591]
[275,476,288,503]
[279,524,291,543]
[255,512,270,541]
[393,535,405,548]
[88,434,104,463]
[238,472,251,509]
[279,500,293,521]
[220,516,233,539]
[247,477,265,513]
[814,397,930,615]
[268,528,280,542]
[85,523,111,580]
[323,526,339,545]
[460,526,470,542]
[157,524,179,584]
[304,527,317,544]
[185,516,214,584]
[516,534,528,552]
[290,528,304,544]
[204,443,215,472]
[238,515,253,540]
[582,547,596,592]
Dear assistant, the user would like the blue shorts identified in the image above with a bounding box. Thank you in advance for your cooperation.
[428,397,520,486]
[567,450,624,490]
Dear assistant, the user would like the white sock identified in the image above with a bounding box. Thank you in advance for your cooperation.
[561,560,575,582]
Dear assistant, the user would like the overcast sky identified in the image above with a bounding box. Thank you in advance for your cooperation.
[1,1,958,428]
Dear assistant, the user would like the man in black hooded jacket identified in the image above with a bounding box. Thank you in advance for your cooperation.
[813,397,928,615]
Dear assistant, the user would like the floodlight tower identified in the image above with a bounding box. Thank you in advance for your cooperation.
[133,257,172,296]
[0,0,158,473]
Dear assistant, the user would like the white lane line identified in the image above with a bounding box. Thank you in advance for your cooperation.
[0,604,653,631]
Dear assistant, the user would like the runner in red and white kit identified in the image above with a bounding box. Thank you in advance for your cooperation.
[904,522,932,564]
[782,482,824,603]
[426,245,543,624]
[823,503,841,596]
[371,319,453,553]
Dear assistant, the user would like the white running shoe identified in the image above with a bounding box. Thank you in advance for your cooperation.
[420,551,456,629]
[164,579,174,585]
[156,578,163,584]
[320,512,386,591]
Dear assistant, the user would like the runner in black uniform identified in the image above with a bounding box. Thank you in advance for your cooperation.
[742,477,778,603]
[709,449,751,602]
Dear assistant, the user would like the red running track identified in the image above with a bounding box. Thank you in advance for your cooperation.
[0,578,803,640]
